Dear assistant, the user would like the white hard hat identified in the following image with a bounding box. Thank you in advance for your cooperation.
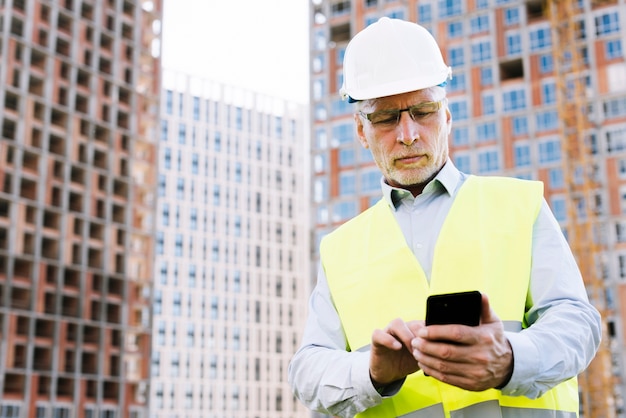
[340,17,452,102]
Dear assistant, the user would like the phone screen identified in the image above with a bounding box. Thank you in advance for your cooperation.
[425,291,481,326]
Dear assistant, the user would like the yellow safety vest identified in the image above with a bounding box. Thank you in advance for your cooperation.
[320,175,578,418]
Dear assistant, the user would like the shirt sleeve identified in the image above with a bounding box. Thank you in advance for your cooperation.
[500,199,602,398]
[288,265,383,417]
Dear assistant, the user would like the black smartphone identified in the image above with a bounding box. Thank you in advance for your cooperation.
[425,291,482,326]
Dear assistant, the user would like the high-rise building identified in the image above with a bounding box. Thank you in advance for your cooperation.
[151,70,310,418]
[310,0,626,416]
[0,0,161,417]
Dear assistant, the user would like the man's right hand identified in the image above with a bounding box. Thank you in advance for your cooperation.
[369,319,423,388]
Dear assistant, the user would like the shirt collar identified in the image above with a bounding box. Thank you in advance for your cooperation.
[381,159,462,210]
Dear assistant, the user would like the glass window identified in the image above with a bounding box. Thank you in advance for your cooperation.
[448,21,463,38]
[541,82,557,104]
[514,143,531,167]
[332,123,354,146]
[549,168,564,188]
[476,121,497,142]
[481,67,493,86]
[454,153,471,173]
[539,54,553,73]
[606,39,623,60]
[332,201,358,222]
[448,72,466,92]
[471,40,492,63]
[452,126,470,146]
[595,12,620,36]
[502,89,526,111]
[538,139,561,163]
[339,172,356,195]
[449,100,469,120]
[504,7,520,26]
[165,90,173,115]
[339,148,356,167]
[536,111,558,132]
[448,46,465,66]
[314,178,329,202]
[314,153,328,172]
[478,149,500,173]
[506,33,522,55]
[482,94,495,115]
[361,170,380,192]
[470,15,489,33]
[550,196,567,222]
[418,3,432,23]
[529,27,552,50]
[161,120,168,141]
[512,116,528,136]
[439,0,463,18]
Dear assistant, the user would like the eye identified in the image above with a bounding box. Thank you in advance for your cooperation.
[369,111,399,125]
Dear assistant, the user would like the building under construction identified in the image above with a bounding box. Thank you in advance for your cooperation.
[0,0,161,416]
[309,0,626,416]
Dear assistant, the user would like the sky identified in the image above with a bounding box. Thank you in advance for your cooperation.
[160,0,310,105]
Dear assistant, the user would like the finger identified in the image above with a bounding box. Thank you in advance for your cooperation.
[372,328,402,350]
[416,323,474,345]
[385,318,418,349]
[480,293,500,325]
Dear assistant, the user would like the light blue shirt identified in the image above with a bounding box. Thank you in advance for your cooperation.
[288,161,602,418]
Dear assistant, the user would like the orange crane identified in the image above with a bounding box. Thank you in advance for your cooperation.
[547,0,616,416]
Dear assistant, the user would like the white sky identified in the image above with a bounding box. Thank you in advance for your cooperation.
[160,0,310,104]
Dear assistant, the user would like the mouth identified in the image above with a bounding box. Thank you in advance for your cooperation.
[395,154,425,166]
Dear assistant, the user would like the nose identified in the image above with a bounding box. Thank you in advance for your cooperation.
[396,112,420,146]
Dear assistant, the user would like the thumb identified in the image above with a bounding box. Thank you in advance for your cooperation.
[480,293,501,324]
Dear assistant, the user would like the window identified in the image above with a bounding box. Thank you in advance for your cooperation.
[339,172,356,195]
[332,201,357,222]
[506,33,522,55]
[476,121,497,142]
[361,170,380,192]
[549,168,564,188]
[529,27,551,50]
[471,40,492,63]
[502,89,526,111]
[418,3,432,23]
[449,100,469,120]
[480,67,493,86]
[512,116,528,136]
[606,39,623,60]
[448,21,463,38]
[331,123,353,147]
[604,97,626,119]
[339,149,355,167]
[439,0,463,18]
[482,94,495,115]
[193,96,200,120]
[448,46,465,66]
[536,111,558,132]
[314,154,328,172]
[178,123,186,144]
[470,15,489,34]
[452,126,469,146]
[607,127,626,153]
[539,54,553,73]
[541,82,557,104]
[478,149,500,173]
[504,7,520,26]
[314,178,329,202]
[160,120,168,141]
[514,143,531,167]
[165,90,173,115]
[595,12,620,36]
[454,153,471,173]
[448,72,466,92]
[538,139,561,163]
[550,196,567,222]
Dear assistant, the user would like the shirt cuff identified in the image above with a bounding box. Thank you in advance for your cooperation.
[500,331,541,397]
[352,351,384,403]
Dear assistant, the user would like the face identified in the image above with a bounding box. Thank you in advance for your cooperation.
[355,87,452,196]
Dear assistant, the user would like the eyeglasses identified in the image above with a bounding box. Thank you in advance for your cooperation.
[358,99,446,127]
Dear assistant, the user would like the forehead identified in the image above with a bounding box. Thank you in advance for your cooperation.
[361,88,441,112]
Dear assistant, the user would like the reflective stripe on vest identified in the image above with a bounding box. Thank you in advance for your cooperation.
[320,175,579,418]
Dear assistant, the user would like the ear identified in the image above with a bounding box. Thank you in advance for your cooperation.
[354,113,369,149]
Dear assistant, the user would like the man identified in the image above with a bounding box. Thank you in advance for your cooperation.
[288,17,602,418]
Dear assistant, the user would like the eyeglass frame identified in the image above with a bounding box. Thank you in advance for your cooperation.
[357,98,447,127]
